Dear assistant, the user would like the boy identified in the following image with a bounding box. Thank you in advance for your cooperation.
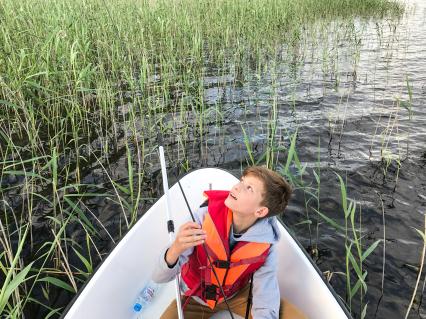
[153,166,306,318]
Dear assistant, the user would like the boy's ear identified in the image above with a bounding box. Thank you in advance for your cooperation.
[255,206,269,218]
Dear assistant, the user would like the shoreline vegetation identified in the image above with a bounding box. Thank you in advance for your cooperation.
[0,0,409,318]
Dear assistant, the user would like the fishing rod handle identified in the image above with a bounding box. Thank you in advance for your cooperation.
[159,146,174,224]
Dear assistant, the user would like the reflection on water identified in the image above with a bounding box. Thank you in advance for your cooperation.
[101,1,426,318]
[2,0,425,318]
[152,1,425,317]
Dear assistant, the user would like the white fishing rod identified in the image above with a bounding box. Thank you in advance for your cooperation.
[159,146,184,319]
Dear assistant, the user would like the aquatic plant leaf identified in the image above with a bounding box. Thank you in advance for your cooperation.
[24,71,50,81]
[312,207,346,232]
[335,173,348,218]
[361,303,369,319]
[64,193,109,198]
[348,249,363,279]
[0,225,30,313]
[0,262,34,314]
[312,168,320,185]
[72,247,93,274]
[0,100,23,111]
[284,128,298,174]
[241,125,255,165]
[255,151,267,166]
[412,228,426,243]
[38,276,76,293]
[126,144,134,197]
[350,271,368,299]
[348,201,355,220]
[63,197,97,235]
[111,180,131,195]
[30,192,54,206]
[26,296,63,318]
[0,155,49,167]
[361,240,382,262]
[44,307,63,319]
[51,148,58,187]
[295,219,312,226]
[294,154,302,169]
[42,285,49,301]
[345,243,353,303]
[2,170,49,182]
[303,189,318,201]
[0,256,6,277]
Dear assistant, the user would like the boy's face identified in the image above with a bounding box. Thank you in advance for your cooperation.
[224,174,268,218]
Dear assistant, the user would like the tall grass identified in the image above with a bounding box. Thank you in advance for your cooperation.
[0,0,404,317]
[405,214,426,319]
[243,127,384,317]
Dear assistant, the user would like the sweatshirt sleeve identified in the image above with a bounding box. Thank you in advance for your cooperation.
[151,205,207,284]
[251,243,280,319]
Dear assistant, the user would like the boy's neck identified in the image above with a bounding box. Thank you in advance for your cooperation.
[232,212,258,234]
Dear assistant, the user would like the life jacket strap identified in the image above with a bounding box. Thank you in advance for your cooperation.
[204,284,219,300]
[183,281,202,309]
[204,265,212,286]
[200,255,267,302]
[203,284,234,301]
[229,255,267,267]
[184,281,202,298]
[212,254,268,269]
[213,259,230,268]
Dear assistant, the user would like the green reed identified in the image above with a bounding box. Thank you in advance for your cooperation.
[245,131,384,318]
[405,214,426,319]
[0,0,404,317]
[309,171,380,317]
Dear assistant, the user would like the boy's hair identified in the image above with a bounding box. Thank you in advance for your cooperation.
[243,166,292,218]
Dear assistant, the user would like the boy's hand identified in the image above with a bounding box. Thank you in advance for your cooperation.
[165,222,206,267]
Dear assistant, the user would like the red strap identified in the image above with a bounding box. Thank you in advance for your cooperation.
[184,281,201,298]
[229,255,267,267]
[183,281,201,309]
[182,296,192,309]
[204,265,212,286]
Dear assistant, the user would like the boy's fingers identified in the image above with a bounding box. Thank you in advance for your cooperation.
[185,239,205,248]
[182,222,201,230]
[181,234,206,243]
[192,239,205,246]
[181,228,206,237]
[189,228,206,236]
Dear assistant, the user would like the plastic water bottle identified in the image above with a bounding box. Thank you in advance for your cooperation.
[133,281,158,314]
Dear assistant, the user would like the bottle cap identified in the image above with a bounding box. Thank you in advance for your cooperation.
[134,303,142,312]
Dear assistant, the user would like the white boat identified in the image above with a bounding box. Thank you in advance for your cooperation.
[62,168,351,319]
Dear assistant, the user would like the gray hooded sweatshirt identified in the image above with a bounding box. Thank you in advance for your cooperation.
[152,205,281,319]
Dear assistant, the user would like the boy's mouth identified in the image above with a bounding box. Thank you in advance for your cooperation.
[229,192,237,200]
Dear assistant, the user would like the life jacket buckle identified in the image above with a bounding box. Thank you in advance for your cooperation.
[213,259,230,269]
[204,284,218,300]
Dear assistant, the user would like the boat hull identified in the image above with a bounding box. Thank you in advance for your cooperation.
[63,168,350,319]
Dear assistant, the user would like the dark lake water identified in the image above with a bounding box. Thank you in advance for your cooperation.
[2,0,425,318]
[140,1,425,318]
[94,1,426,318]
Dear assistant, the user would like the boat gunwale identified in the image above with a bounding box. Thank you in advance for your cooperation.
[60,167,353,319]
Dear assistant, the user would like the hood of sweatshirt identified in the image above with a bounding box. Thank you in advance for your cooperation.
[232,216,281,244]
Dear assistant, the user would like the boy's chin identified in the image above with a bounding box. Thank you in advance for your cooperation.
[224,197,233,209]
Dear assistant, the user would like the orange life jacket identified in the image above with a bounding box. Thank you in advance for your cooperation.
[180,190,271,309]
